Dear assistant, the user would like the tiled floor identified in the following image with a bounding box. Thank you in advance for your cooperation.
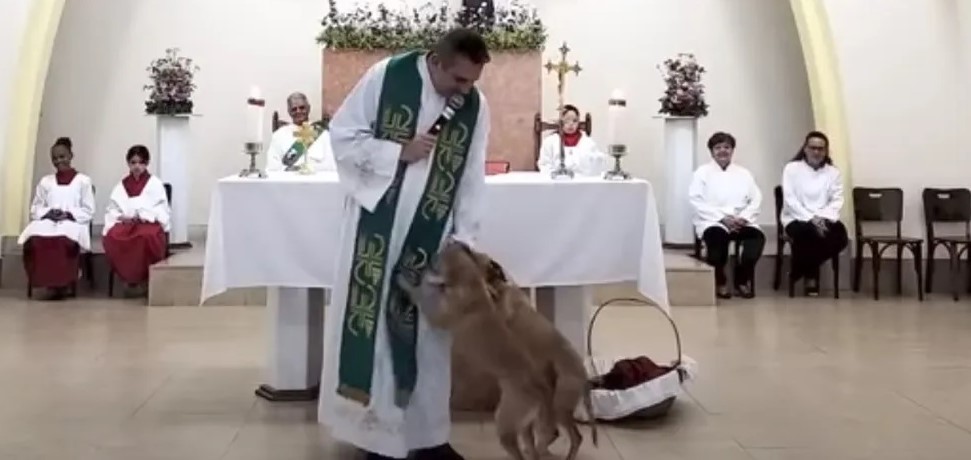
[1,291,970,459]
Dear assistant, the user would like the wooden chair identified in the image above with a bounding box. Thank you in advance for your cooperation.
[533,112,592,170]
[772,185,841,298]
[922,188,971,301]
[108,183,172,297]
[485,160,510,175]
[851,187,923,301]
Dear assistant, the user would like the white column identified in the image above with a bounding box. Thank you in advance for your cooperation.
[258,287,325,401]
[155,115,191,246]
[535,286,592,355]
[662,116,698,246]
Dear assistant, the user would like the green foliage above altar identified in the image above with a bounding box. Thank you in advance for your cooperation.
[317,0,546,52]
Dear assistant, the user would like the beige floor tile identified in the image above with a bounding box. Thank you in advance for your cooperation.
[2,290,971,460]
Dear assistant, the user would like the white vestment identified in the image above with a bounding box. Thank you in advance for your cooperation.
[319,54,489,458]
[17,173,95,251]
[265,125,337,172]
[688,161,762,237]
[536,132,608,177]
[103,175,172,235]
[780,160,844,226]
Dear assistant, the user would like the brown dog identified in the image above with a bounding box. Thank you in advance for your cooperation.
[471,250,599,460]
[396,239,549,460]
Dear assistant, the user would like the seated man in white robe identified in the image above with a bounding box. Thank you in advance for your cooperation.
[265,92,336,172]
[319,28,490,460]
[536,104,608,176]
[689,131,765,299]
[17,137,95,300]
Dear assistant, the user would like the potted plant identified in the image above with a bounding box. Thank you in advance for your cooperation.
[143,48,199,115]
[657,53,708,118]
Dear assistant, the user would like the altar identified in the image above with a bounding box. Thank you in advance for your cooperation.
[201,171,668,400]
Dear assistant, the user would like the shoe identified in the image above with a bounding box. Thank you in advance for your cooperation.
[412,444,465,460]
[365,452,404,460]
[716,285,732,300]
[734,285,754,299]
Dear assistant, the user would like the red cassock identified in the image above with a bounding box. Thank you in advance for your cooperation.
[102,173,167,285]
[23,169,81,289]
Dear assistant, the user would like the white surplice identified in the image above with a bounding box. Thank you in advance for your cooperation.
[17,173,95,251]
[265,125,337,172]
[318,54,489,458]
[780,160,844,226]
[536,132,608,177]
[103,175,172,235]
[688,161,762,237]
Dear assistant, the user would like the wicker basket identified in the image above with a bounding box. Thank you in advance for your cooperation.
[584,298,698,421]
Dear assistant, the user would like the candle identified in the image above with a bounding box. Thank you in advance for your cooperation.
[247,86,265,144]
[606,89,626,146]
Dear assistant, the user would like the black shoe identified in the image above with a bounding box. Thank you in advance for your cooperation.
[412,444,464,460]
[365,452,404,460]
[716,285,732,300]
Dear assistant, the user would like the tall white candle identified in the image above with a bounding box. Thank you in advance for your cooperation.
[606,89,626,146]
[247,86,265,144]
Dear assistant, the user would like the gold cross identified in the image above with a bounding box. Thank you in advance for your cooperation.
[544,42,582,111]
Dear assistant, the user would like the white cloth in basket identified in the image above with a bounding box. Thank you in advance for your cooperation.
[586,356,698,421]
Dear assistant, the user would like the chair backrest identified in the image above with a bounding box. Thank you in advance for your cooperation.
[272,111,331,132]
[773,185,784,230]
[852,187,904,237]
[533,112,592,169]
[163,183,172,205]
[922,187,971,238]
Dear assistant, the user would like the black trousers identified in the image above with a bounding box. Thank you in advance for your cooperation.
[784,220,848,281]
[701,226,766,287]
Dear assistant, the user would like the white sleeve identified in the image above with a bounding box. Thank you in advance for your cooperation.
[135,178,172,230]
[738,172,762,224]
[688,168,725,223]
[781,163,815,222]
[451,95,490,247]
[68,177,95,225]
[29,179,51,220]
[103,183,127,235]
[329,59,403,212]
[264,129,288,172]
[536,134,558,174]
[818,169,844,222]
[308,130,337,172]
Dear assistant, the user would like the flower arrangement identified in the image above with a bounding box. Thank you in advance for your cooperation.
[657,53,709,118]
[317,0,546,52]
[143,48,199,115]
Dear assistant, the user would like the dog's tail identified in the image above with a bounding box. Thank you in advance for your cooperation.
[583,381,599,447]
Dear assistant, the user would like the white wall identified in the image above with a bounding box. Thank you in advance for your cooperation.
[0,0,34,230]
[823,0,965,236]
[37,0,812,226]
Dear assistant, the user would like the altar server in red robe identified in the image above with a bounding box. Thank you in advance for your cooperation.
[18,137,95,300]
[102,145,170,292]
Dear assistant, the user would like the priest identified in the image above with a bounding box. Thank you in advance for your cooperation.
[318,28,491,460]
[18,137,95,300]
[265,92,336,172]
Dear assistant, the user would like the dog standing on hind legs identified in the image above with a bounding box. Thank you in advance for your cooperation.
[396,240,549,460]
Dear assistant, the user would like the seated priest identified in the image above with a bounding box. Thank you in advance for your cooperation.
[102,145,171,295]
[18,137,95,300]
[536,104,608,176]
[688,132,765,299]
[265,92,336,172]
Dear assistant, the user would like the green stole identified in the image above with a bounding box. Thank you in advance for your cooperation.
[284,121,325,166]
[336,50,481,408]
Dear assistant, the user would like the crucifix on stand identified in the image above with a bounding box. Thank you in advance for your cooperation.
[544,42,583,178]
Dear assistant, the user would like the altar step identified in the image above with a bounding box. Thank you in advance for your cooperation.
[0,239,716,307]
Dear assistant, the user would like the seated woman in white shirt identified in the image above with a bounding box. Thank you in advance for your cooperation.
[536,104,608,176]
[102,145,171,295]
[781,131,849,296]
[689,132,765,299]
[17,137,95,300]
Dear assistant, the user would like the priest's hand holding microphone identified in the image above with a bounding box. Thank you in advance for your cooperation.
[400,95,465,164]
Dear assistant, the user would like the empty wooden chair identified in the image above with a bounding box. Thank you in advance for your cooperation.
[851,187,923,301]
[922,188,971,301]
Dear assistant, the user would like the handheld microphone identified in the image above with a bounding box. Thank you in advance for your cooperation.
[427,95,466,136]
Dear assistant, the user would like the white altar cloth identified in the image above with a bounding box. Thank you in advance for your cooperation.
[202,171,669,310]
